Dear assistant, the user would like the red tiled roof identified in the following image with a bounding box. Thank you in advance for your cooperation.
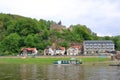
[72,45,82,49]
[21,48,36,51]
[58,47,65,50]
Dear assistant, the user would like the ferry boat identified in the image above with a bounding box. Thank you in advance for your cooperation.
[53,58,82,64]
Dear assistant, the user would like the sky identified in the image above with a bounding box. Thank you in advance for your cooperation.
[0,0,120,36]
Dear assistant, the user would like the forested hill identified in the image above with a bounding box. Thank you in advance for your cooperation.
[0,13,120,55]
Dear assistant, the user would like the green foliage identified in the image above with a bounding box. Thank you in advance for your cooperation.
[113,36,120,50]
[72,24,94,40]
[1,33,21,55]
[24,34,36,47]
[24,34,46,49]
[58,41,69,48]
[41,29,50,39]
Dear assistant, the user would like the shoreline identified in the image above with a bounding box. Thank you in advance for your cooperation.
[0,58,117,66]
[0,55,111,58]
[0,56,117,66]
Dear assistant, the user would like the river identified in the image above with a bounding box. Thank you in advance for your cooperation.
[0,64,120,80]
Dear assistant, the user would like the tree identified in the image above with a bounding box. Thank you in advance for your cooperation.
[102,36,112,40]
[58,41,69,48]
[24,34,40,47]
[72,24,93,41]
[41,29,50,40]
[1,33,21,55]
[113,36,120,50]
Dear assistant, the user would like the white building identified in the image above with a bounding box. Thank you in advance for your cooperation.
[55,47,65,55]
[44,47,55,55]
[67,46,82,56]
[83,40,115,55]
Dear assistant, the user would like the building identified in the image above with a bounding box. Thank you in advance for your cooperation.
[44,47,55,56]
[20,48,38,56]
[50,23,66,32]
[67,45,82,56]
[55,46,65,55]
[44,46,65,56]
[83,40,115,55]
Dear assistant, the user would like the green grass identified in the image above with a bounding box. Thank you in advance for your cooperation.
[0,57,110,64]
[81,57,110,62]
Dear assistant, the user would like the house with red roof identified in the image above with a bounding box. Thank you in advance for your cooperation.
[44,47,55,55]
[20,48,38,56]
[67,45,82,55]
[55,46,65,55]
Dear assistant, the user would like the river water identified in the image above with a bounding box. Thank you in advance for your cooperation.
[0,64,120,80]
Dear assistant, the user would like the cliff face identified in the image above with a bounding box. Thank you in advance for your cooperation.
[50,23,66,32]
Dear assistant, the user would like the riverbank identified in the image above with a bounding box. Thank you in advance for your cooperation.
[0,56,112,65]
[0,55,111,58]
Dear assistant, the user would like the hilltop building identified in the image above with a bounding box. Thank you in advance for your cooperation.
[50,22,66,32]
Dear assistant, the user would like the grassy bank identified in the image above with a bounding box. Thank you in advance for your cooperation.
[0,56,110,64]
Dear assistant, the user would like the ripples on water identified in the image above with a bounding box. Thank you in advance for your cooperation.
[0,64,120,80]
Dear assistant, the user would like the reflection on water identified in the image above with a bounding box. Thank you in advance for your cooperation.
[84,65,120,80]
[46,65,85,80]
[0,64,120,80]
[20,64,38,80]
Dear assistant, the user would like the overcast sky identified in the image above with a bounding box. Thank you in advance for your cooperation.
[0,0,120,36]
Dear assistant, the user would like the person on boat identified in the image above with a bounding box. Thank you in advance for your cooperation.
[58,60,61,64]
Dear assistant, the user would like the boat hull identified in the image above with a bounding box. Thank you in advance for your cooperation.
[109,64,120,66]
[53,60,82,64]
